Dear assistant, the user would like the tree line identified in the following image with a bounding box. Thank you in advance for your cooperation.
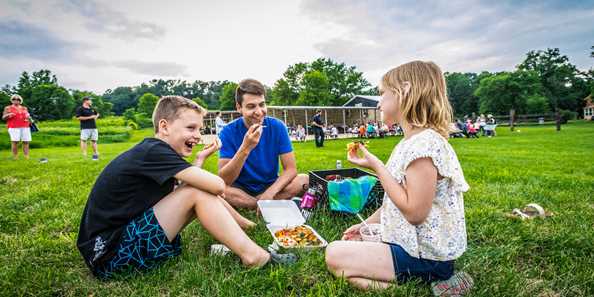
[1,48,592,122]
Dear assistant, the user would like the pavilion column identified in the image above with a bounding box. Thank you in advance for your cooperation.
[305,109,309,137]
[360,109,363,124]
[283,109,287,125]
[324,110,328,127]
[342,109,346,132]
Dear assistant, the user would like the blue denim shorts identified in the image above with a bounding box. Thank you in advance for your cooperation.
[389,243,454,283]
[95,208,182,279]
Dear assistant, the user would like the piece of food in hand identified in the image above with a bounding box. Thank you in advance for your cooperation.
[274,225,322,247]
[347,141,369,152]
[204,138,221,150]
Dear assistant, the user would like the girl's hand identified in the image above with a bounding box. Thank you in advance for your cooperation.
[347,143,383,171]
[195,138,221,167]
[341,223,362,241]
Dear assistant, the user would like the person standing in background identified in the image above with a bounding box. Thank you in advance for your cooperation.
[215,111,226,136]
[311,109,325,147]
[2,95,32,160]
[76,97,100,160]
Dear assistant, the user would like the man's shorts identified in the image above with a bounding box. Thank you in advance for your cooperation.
[389,243,454,283]
[8,127,31,142]
[232,181,275,197]
[81,129,99,141]
[94,208,182,279]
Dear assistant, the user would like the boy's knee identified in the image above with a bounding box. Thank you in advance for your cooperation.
[178,186,216,204]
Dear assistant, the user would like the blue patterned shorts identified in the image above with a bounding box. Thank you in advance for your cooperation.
[95,208,182,279]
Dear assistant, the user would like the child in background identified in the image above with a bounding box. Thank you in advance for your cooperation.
[325,61,473,296]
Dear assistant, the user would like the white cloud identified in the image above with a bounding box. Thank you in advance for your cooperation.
[0,0,592,93]
[300,0,594,85]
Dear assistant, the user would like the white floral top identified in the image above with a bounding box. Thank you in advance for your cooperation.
[380,129,469,261]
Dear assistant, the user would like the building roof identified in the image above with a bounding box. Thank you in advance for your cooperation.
[342,95,382,107]
[584,95,594,108]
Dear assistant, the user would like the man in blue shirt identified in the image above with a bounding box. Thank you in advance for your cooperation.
[218,79,309,209]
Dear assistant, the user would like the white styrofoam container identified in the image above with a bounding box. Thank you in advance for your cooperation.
[257,200,328,249]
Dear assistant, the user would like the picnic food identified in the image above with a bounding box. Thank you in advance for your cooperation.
[347,141,369,152]
[274,225,322,247]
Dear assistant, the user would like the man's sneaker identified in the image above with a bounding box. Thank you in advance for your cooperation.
[92,154,99,161]
[431,271,474,296]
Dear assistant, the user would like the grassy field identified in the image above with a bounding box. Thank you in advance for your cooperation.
[0,121,593,297]
[0,117,132,150]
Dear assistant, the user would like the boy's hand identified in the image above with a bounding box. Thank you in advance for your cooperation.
[195,138,221,167]
[241,124,263,152]
[347,143,382,171]
[341,223,363,241]
[256,190,276,201]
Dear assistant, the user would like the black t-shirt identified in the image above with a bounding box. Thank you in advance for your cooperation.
[76,106,97,129]
[76,138,192,271]
[312,114,323,130]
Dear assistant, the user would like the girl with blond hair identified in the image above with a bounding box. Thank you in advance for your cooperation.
[325,61,472,296]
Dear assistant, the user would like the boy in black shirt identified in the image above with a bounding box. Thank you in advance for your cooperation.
[77,96,272,279]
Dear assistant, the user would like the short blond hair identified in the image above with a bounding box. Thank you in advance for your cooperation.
[11,94,23,102]
[152,95,207,133]
[381,61,453,138]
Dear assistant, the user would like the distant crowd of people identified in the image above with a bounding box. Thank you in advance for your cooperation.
[451,114,497,138]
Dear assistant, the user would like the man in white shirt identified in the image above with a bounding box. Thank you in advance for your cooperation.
[215,112,226,136]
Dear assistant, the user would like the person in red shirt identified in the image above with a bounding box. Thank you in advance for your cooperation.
[2,95,32,159]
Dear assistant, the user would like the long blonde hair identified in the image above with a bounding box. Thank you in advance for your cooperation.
[381,61,453,138]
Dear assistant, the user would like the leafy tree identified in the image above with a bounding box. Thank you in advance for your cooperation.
[192,97,208,109]
[0,90,10,109]
[14,70,58,102]
[475,70,545,115]
[517,48,587,113]
[271,58,372,106]
[137,93,159,115]
[310,58,371,105]
[270,79,295,106]
[445,72,480,116]
[297,71,333,106]
[28,84,75,120]
[218,82,238,110]
[102,86,136,114]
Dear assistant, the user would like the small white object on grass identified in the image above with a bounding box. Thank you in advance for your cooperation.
[210,244,231,256]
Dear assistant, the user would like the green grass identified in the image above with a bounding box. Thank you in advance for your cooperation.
[1,121,593,296]
[0,117,132,149]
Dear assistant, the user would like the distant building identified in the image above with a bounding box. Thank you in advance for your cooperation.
[342,95,381,107]
[585,95,594,121]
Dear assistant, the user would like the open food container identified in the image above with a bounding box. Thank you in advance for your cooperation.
[257,200,328,250]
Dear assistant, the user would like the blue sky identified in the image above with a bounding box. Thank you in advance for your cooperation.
[1,0,592,93]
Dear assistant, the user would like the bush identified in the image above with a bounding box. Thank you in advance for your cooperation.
[559,109,577,124]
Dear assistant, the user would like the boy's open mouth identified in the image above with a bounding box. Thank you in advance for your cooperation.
[185,140,197,150]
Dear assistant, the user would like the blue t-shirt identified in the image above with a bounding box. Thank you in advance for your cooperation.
[219,116,293,194]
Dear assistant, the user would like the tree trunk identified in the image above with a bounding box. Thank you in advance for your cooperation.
[555,108,561,131]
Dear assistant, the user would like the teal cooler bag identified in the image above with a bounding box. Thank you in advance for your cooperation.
[327,175,377,214]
